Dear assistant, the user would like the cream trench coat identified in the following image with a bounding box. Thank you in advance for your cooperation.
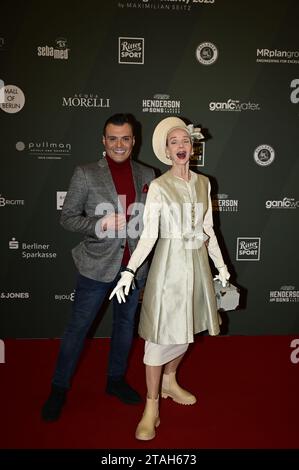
[127,170,225,345]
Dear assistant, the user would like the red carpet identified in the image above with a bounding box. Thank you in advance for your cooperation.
[0,336,298,450]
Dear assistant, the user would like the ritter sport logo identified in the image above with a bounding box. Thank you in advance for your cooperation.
[118,37,144,64]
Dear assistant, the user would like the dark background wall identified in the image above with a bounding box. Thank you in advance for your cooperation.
[1,0,298,338]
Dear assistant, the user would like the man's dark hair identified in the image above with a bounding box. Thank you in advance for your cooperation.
[103,113,136,136]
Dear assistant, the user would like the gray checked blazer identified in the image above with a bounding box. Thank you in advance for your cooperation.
[61,158,155,282]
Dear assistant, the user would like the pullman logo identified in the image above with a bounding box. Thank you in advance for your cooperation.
[118,37,144,64]
[236,237,261,261]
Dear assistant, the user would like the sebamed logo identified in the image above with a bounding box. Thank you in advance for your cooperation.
[0,292,30,300]
[209,99,260,112]
[54,291,75,302]
[254,145,275,166]
[37,37,70,60]
[62,93,110,108]
[236,237,261,261]
[118,37,144,64]
[0,194,25,207]
[290,78,299,104]
[0,84,25,113]
[189,141,205,168]
[8,237,57,259]
[57,191,67,210]
[118,0,215,12]
[256,48,299,64]
[142,94,181,113]
[265,197,299,210]
[196,42,218,65]
[269,285,299,303]
[212,194,239,212]
[16,140,71,160]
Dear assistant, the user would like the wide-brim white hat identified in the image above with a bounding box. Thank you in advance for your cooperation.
[152,116,189,165]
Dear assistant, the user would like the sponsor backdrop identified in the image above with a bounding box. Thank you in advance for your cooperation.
[1,0,298,338]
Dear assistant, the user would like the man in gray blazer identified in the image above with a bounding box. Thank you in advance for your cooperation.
[42,113,155,421]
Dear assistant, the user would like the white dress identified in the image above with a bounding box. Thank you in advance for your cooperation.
[127,170,225,365]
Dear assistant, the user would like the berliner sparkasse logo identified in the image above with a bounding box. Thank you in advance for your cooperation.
[254,145,275,166]
[118,37,144,64]
[196,42,218,65]
[236,237,261,261]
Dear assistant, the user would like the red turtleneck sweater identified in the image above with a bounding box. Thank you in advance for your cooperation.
[106,155,136,265]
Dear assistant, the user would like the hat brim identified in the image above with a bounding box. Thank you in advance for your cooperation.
[152,117,189,165]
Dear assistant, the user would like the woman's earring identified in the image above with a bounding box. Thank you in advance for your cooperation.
[102,150,106,157]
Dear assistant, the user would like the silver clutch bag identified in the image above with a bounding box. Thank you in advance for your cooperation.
[214,279,240,311]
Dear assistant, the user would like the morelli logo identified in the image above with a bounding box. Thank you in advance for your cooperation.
[196,42,218,65]
[37,37,70,60]
[118,37,144,64]
[256,48,299,64]
[290,79,299,104]
[236,237,261,261]
[212,194,239,212]
[142,94,181,113]
[62,93,110,108]
[16,140,72,160]
[254,145,275,166]
[0,194,24,207]
[57,191,67,210]
[0,84,25,113]
[269,286,299,303]
[209,99,260,111]
[265,197,299,209]
[8,237,57,259]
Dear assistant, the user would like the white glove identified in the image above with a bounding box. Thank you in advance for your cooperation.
[109,271,134,304]
[214,265,230,288]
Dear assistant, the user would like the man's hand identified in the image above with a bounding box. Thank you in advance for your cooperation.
[101,213,126,231]
[109,271,134,304]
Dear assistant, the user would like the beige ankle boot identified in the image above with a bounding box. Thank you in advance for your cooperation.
[135,396,160,441]
[161,372,196,405]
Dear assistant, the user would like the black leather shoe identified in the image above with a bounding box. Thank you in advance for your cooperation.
[106,378,141,405]
[41,385,67,422]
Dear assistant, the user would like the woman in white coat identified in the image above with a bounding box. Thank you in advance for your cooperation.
[110,117,230,441]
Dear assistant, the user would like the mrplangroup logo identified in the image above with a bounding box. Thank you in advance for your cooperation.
[118,37,144,64]
[236,237,261,261]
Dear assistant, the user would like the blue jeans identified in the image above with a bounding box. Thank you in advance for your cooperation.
[52,271,143,389]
